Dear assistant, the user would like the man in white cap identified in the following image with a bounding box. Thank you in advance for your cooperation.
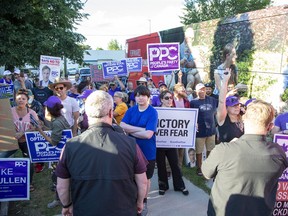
[190,83,218,176]
[13,69,33,93]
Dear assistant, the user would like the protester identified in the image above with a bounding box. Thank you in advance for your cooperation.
[0,70,13,87]
[156,90,189,196]
[271,110,288,134]
[49,78,79,136]
[121,85,158,216]
[205,83,218,99]
[68,83,80,98]
[151,81,168,107]
[56,91,148,216]
[31,77,53,105]
[136,77,148,87]
[126,81,135,107]
[113,91,128,125]
[35,95,71,208]
[216,69,244,142]
[186,87,193,102]
[13,69,33,93]
[11,88,39,191]
[73,72,81,85]
[190,83,217,176]
[202,100,288,216]
[108,76,125,97]
[172,83,190,169]
[77,89,93,133]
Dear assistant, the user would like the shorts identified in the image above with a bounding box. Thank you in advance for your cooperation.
[195,135,215,154]
[146,160,156,179]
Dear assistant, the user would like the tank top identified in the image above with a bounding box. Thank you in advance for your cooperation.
[218,115,244,143]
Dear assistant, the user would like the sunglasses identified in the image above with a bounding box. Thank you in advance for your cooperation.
[164,96,173,100]
[55,86,65,91]
[18,88,28,93]
[138,82,146,85]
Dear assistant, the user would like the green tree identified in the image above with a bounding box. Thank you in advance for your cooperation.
[0,0,88,68]
[96,47,104,50]
[181,0,271,25]
[107,39,122,50]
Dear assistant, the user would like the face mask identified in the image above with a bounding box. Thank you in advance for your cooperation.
[28,98,33,104]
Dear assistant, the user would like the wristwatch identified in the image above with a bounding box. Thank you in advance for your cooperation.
[62,202,72,208]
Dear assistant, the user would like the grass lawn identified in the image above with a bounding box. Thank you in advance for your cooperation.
[7,151,210,215]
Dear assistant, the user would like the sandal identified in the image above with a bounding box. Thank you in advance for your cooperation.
[30,184,35,192]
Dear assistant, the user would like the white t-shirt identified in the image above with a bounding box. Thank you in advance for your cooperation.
[61,96,80,127]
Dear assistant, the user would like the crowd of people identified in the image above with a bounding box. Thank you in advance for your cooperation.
[1,43,288,215]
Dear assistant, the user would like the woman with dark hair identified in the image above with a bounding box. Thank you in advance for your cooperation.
[11,88,39,192]
[156,90,189,196]
[35,95,70,208]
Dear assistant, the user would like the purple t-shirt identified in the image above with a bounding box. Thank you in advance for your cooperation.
[274,112,288,131]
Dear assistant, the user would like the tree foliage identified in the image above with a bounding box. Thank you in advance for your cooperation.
[181,0,271,25]
[107,39,122,50]
[0,0,88,68]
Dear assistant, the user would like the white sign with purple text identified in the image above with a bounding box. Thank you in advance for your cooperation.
[0,158,30,201]
[147,43,180,72]
[155,107,198,148]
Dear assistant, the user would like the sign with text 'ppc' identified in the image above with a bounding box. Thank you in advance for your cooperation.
[0,158,30,201]
[155,107,198,148]
[147,43,180,72]
[102,60,128,78]
[25,129,72,163]
[126,57,142,72]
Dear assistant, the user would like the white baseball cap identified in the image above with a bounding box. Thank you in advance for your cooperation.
[195,83,205,91]
[14,69,21,75]
[3,70,11,76]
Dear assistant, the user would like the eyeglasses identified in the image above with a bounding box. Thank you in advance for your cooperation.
[55,86,65,91]
[138,82,146,86]
[163,96,173,100]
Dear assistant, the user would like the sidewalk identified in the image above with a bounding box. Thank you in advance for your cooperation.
[147,169,211,216]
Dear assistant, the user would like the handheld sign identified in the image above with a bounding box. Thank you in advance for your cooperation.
[102,60,128,78]
[0,158,30,201]
[147,43,180,72]
[39,55,61,83]
[25,129,72,163]
[273,134,288,215]
[126,57,142,72]
[155,107,198,148]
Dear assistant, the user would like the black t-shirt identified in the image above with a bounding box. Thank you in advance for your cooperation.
[32,87,53,105]
[190,96,218,137]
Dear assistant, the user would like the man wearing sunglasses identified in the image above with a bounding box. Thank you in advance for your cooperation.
[49,78,79,136]
[108,76,125,97]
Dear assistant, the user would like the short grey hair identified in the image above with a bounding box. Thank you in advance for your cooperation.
[85,90,113,119]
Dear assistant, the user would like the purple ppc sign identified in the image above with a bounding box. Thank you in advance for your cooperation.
[0,158,30,201]
[102,60,128,78]
[147,43,180,72]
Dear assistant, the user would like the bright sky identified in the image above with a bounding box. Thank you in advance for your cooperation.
[76,0,185,50]
[76,0,286,50]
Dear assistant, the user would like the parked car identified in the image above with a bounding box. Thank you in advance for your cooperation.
[68,67,78,76]
[79,67,91,81]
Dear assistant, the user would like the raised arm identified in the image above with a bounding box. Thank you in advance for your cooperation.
[216,68,231,126]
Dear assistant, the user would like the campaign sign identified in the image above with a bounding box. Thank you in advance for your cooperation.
[25,129,72,163]
[0,85,14,99]
[39,55,61,83]
[0,158,30,201]
[273,134,288,216]
[102,60,128,78]
[126,57,142,72]
[155,107,198,148]
[90,64,112,82]
[147,43,180,72]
